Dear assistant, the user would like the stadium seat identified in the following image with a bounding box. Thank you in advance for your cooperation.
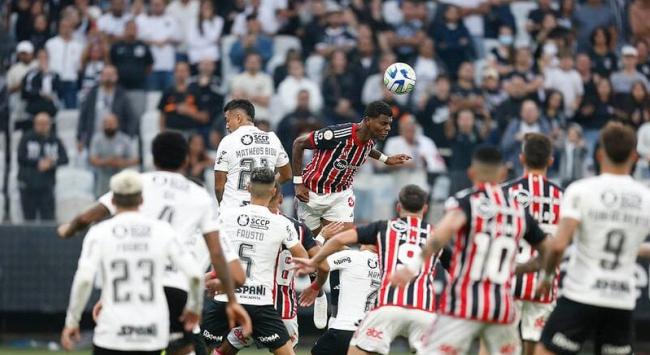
[140,110,160,137]
[142,132,157,171]
[266,35,302,73]
[55,110,79,134]
[146,91,162,112]
[220,34,240,86]
[55,193,96,223]
[55,167,95,197]
[306,54,325,85]
[382,0,403,25]
[7,171,23,224]
[510,1,536,46]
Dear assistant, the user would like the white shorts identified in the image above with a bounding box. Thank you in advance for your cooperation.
[515,300,555,342]
[296,189,355,230]
[421,315,521,355]
[349,306,436,355]
[226,317,299,349]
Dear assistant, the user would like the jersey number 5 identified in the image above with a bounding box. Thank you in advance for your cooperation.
[238,243,255,277]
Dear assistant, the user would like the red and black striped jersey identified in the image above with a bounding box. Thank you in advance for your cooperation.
[302,123,375,194]
[440,183,546,324]
[356,216,440,312]
[273,215,318,319]
[503,174,563,303]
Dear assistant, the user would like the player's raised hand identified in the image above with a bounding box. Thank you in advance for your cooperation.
[384,154,412,166]
[291,257,317,275]
[61,326,81,351]
[180,309,201,332]
[92,301,103,322]
[390,265,416,288]
[320,222,345,240]
[57,223,73,239]
[295,183,310,202]
[226,301,253,337]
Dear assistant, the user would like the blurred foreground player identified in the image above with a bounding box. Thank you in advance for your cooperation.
[294,185,441,355]
[61,171,204,354]
[392,147,552,355]
[58,132,251,354]
[535,122,650,355]
[502,133,563,355]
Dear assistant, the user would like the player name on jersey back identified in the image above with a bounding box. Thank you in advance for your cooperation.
[214,126,289,208]
[561,174,650,310]
[215,205,299,305]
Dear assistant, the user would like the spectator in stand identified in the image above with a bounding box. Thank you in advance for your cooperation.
[17,112,69,221]
[314,5,357,56]
[257,0,292,35]
[451,61,482,112]
[431,5,473,79]
[186,0,224,69]
[30,14,51,52]
[362,52,396,106]
[7,41,36,94]
[322,50,361,120]
[587,27,618,79]
[487,25,515,77]
[501,100,552,175]
[188,59,223,143]
[637,120,650,178]
[45,18,83,108]
[636,40,650,80]
[611,45,650,94]
[481,68,507,115]
[388,0,427,63]
[277,90,322,159]
[526,0,558,39]
[10,0,33,42]
[544,50,583,117]
[230,52,273,122]
[576,53,597,97]
[418,75,454,153]
[158,62,210,137]
[544,89,568,136]
[557,123,588,187]
[574,78,617,154]
[617,81,650,128]
[229,15,274,71]
[97,0,131,43]
[184,133,213,183]
[137,0,181,91]
[348,25,380,96]
[383,116,446,192]
[22,49,61,120]
[494,75,529,134]
[60,4,91,47]
[442,0,490,58]
[629,0,650,45]
[277,58,323,116]
[413,38,442,105]
[78,65,137,149]
[110,20,153,121]
[273,49,301,89]
[506,47,543,99]
[446,109,483,194]
[301,0,328,56]
[166,0,200,61]
[89,113,139,196]
[79,40,108,102]
[574,0,616,52]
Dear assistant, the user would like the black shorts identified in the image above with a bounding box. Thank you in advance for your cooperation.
[330,270,340,312]
[93,345,162,355]
[311,328,354,355]
[200,300,290,351]
[164,287,191,349]
[540,297,634,355]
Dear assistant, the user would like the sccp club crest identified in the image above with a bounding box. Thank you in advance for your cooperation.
[241,134,254,145]
[237,214,250,226]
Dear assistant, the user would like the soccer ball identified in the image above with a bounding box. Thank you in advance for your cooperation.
[383,62,416,95]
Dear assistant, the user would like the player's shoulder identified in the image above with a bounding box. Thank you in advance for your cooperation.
[318,123,354,138]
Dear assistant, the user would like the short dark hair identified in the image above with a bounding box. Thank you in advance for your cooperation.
[600,122,637,164]
[398,185,428,213]
[472,145,502,165]
[224,99,255,120]
[364,101,392,119]
[244,50,261,62]
[152,131,188,170]
[250,167,275,185]
[522,133,553,169]
[113,193,141,208]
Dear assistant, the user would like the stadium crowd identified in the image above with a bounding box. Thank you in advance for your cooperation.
[1,0,650,223]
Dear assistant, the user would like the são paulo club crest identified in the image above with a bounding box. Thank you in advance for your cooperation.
[511,189,531,208]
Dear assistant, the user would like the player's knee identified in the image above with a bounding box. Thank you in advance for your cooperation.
[533,342,557,355]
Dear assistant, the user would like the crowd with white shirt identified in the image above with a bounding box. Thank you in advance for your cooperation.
[2,0,650,223]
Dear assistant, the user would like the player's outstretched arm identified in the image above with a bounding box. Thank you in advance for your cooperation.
[639,242,650,259]
[57,203,111,239]
[536,217,578,296]
[292,133,315,202]
[292,229,360,275]
[391,210,465,288]
[276,164,292,184]
[214,171,227,203]
[369,148,412,166]
[299,244,331,307]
